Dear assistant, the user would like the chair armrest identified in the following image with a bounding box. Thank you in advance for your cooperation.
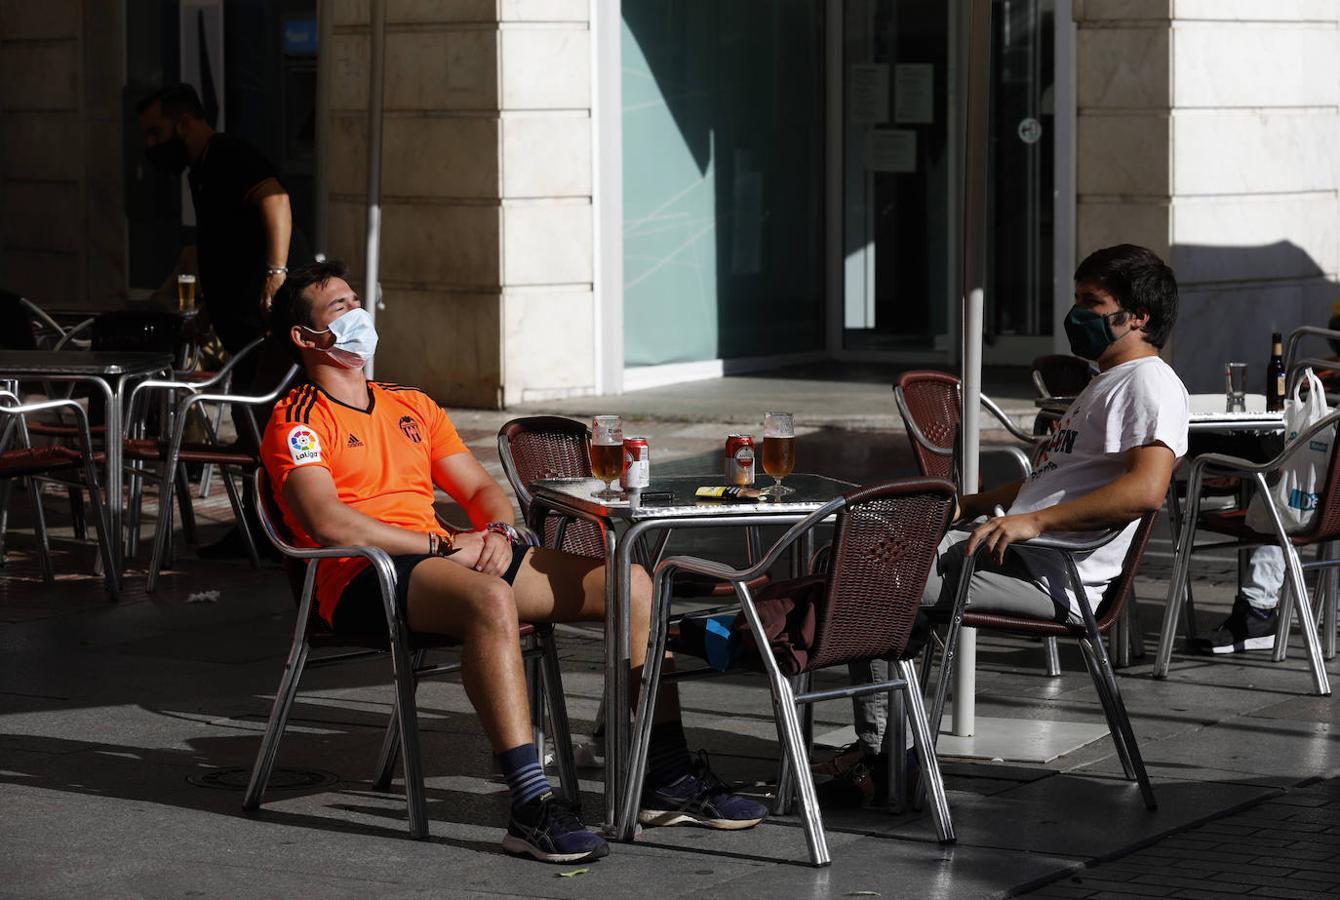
[1012,527,1125,554]
[981,393,1043,446]
[1284,326,1340,370]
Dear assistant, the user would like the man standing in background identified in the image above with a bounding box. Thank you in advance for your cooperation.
[138,82,310,558]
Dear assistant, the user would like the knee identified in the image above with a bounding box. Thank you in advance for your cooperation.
[468,581,520,636]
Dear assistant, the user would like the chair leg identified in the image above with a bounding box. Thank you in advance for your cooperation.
[219,466,261,568]
[537,627,580,807]
[526,649,546,759]
[200,401,226,499]
[0,478,11,562]
[373,648,426,792]
[126,467,145,560]
[25,477,54,584]
[1084,632,1156,810]
[886,684,907,813]
[174,464,197,545]
[1323,547,1338,661]
[1154,506,1199,678]
[617,573,675,841]
[771,677,830,866]
[145,444,181,592]
[79,456,120,598]
[1079,638,1136,780]
[1043,636,1062,677]
[66,485,86,542]
[1278,542,1330,695]
[899,660,954,842]
[773,673,808,816]
[243,641,311,811]
[387,629,430,839]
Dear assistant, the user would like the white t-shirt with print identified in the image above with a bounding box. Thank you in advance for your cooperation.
[1007,354,1189,619]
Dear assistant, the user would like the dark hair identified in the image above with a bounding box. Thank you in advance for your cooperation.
[135,83,206,120]
[271,259,350,364]
[1073,244,1179,348]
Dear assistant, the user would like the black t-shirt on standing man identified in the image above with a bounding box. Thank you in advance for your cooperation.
[187,133,307,353]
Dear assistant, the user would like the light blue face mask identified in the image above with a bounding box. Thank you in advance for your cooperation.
[305,307,379,369]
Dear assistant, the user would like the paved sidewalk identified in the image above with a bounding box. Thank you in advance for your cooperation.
[1025,778,1340,899]
[3,364,1339,898]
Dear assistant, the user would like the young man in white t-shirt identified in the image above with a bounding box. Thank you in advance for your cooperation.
[825,244,1189,806]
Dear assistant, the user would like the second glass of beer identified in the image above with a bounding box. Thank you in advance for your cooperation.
[761,411,796,499]
[590,415,623,499]
[177,273,197,313]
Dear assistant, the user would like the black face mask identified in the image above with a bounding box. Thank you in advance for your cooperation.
[145,136,189,174]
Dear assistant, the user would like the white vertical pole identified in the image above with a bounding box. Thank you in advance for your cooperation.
[363,0,386,379]
[591,0,624,395]
[956,0,993,737]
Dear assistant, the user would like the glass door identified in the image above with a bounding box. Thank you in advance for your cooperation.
[836,0,1056,364]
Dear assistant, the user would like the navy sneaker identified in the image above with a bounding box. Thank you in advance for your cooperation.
[639,752,767,830]
[501,792,609,864]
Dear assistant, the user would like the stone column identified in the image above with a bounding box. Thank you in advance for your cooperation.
[0,0,126,305]
[1075,0,1340,391]
[326,0,594,409]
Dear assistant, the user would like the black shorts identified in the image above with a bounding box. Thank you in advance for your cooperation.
[329,544,531,636]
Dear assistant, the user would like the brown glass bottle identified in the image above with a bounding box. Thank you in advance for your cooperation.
[1267,331,1286,412]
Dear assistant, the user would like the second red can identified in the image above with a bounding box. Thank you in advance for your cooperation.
[621,436,651,490]
[724,433,755,486]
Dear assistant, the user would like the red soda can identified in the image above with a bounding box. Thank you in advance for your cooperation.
[621,436,651,490]
[724,433,755,486]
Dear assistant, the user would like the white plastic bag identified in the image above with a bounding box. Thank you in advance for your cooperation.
[1246,368,1332,534]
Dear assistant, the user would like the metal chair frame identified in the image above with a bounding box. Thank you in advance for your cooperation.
[122,335,267,555]
[0,390,119,596]
[893,372,1078,676]
[242,470,579,838]
[617,479,959,867]
[1154,409,1340,696]
[142,363,299,591]
[927,524,1159,812]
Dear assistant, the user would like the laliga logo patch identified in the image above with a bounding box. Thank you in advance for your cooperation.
[288,426,322,464]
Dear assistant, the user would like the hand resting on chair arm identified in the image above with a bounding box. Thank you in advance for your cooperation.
[965,443,1176,564]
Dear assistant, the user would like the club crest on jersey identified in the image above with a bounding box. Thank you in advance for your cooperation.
[399,415,423,444]
[288,426,322,464]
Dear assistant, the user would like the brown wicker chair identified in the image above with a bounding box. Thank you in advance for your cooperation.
[617,477,959,867]
[1032,354,1096,435]
[497,415,766,597]
[892,370,1068,674]
[1155,411,1340,696]
[927,510,1163,811]
[242,469,579,837]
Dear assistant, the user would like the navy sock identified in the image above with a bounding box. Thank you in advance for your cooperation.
[645,720,692,790]
[496,742,552,810]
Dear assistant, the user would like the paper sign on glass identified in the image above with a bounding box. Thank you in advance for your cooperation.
[849,64,889,124]
[867,129,916,173]
[894,63,934,124]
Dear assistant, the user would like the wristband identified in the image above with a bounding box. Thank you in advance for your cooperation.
[484,521,520,545]
[428,531,457,557]
[266,265,288,276]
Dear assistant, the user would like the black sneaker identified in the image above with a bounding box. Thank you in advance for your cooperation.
[1192,600,1278,655]
[501,792,609,864]
[639,751,767,830]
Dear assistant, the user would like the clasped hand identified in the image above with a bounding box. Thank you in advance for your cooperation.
[446,530,513,577]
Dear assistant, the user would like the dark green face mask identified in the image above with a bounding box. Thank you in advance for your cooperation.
[1063,306,1123,360]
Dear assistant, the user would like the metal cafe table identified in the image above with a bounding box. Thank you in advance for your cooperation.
[0,350,175,572]
[527,472,856,834]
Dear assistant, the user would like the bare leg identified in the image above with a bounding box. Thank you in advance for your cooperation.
[405,557,532,752]
[511,548,682,723]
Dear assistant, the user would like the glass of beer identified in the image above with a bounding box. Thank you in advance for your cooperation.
[590,415,624,499]
[177,273,197,313]
[761,411,796,499]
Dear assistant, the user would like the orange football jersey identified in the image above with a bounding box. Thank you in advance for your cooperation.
[261,380,468,624]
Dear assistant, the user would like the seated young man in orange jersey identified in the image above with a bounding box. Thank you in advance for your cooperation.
[261,260,766,864]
